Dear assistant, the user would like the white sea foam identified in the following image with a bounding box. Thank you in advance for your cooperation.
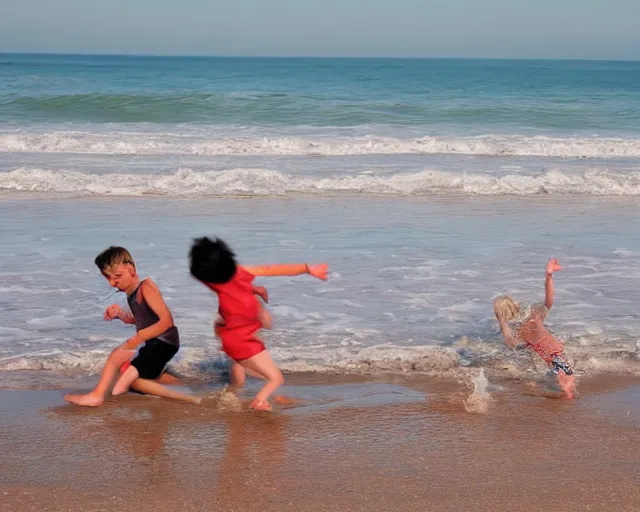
[2,167,640,196]
[0,340,637,384]
[2,131,640,158]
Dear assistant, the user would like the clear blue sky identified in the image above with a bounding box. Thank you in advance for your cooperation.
[1,0,639,59]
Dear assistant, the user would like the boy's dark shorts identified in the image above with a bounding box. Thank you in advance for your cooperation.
[130,340,179,379]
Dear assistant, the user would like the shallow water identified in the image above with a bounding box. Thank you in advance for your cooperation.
[0,195,638,385]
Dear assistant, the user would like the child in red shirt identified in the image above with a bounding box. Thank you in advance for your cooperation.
[189,237,328,411]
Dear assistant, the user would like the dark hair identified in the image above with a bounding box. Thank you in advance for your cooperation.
[94,246,135,274]
[189,237,237,284]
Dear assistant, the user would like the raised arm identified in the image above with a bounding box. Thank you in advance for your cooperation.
[122,280,175,350]
[545,258,562,310]
[243,263,328,281]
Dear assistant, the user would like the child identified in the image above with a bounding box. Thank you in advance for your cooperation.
[189,237,328,411]
[493,257,576,399]
[64,246,200,407]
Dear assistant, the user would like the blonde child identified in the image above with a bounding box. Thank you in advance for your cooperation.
[493,258,576,399]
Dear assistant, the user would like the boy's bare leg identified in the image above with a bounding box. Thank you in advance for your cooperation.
[130,379,202,404]
[64,347,134,407]
[112,366,201,404]
[156,372,183,386]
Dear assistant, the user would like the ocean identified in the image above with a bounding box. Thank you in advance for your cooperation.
[1,54,639,385]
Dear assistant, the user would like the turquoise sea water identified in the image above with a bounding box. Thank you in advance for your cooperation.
[2,55,640,131]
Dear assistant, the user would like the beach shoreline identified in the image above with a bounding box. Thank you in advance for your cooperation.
[2,372,639,511]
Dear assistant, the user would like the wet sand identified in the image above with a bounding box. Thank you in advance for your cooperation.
[1,373,640,512]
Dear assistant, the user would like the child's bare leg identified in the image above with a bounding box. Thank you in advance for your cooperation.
[131,379,202,404]
[557,372,576,399]
[112,366,201,404]
[156,371,183,386]
[111,365,141,395]
[229,361,265,388]
[239,350,285,407]
[229,359,295,405]
[64,347,134,406]
[230,362,247,388]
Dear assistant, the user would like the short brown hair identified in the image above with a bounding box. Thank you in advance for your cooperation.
[94,246,136,274]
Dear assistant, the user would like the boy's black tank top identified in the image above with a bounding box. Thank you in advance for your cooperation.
[127,280,179,347]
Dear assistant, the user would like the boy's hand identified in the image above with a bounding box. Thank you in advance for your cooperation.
[254,285,269,303]
[104,304,123,321]
[546,258,562,275]
[307,263,329,281]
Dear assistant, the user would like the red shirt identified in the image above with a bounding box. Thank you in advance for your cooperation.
[204,267,261,344]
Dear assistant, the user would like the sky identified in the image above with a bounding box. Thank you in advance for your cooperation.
[1,0,639,60]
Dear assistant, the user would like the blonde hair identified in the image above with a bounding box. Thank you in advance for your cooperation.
[94,246,136,275]
[493,295,520,323]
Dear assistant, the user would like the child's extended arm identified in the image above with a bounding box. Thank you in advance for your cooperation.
[243,263,328,281]
[545,258,562,310]
[121,280,175,350]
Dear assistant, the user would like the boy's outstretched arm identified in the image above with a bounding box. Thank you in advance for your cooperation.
[243,263,328,281]
[121,280,175,350]
[545,258,562,310]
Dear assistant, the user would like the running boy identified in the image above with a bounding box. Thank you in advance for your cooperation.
[189,237,328,411]
[64,246,199,407]
[493,257,576,399]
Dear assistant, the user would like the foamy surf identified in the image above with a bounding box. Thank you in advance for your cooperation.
[2,131,640,158]
[3,167,640,196]
[1,340,638,390]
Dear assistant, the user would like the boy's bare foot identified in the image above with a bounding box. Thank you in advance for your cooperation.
[63,392,105,407]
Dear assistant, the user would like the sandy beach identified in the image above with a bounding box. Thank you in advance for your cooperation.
[2,372,639,512]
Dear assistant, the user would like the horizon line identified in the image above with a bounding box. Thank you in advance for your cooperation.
[1,51,639,63]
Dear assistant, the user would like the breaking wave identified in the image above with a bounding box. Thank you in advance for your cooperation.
[2,131,640,158]
[3,167,640,196]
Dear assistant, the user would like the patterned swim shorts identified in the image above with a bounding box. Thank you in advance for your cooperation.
[548,354,573,376]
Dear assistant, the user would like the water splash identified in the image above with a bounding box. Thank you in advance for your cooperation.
[464,368,493,414]
[211,386,243,412]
